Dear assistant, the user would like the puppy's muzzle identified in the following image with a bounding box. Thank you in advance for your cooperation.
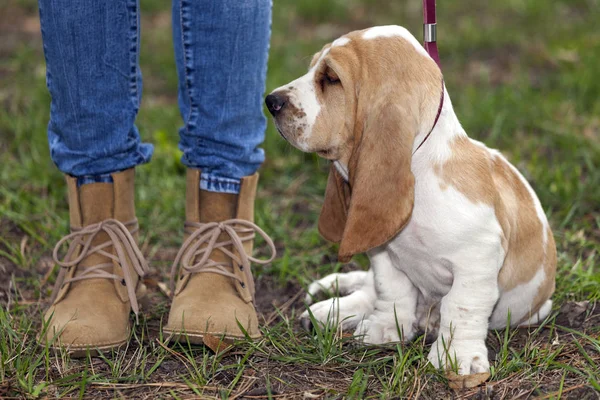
[265,93,287,116]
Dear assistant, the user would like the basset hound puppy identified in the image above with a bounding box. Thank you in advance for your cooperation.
[265,25,556,376]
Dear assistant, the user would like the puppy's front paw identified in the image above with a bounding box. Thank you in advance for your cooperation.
[300,289,375,331]
[305,270,370,305]
[428,338,490,375]
[354,318,400,344]
[353,308,416,344]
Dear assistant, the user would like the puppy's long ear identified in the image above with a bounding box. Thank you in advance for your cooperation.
[319,101,416,262]
[318,165,350,244]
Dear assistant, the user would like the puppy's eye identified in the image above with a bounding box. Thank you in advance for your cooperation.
[320,69,340,91]
[325,70,340,84]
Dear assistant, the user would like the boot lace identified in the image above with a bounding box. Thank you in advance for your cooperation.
[170,219,276,300]
[51,219,149,317]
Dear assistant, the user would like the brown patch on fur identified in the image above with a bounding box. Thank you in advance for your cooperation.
[437,137,556,319]
[434,137,496,205]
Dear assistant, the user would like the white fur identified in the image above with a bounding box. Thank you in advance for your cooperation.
[332,37,350,47]
[490,267,548,329]
[270,49,330,151]
[363,25,430,58]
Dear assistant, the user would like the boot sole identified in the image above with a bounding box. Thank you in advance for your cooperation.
[162,328,261,345]
[42,339,128,358]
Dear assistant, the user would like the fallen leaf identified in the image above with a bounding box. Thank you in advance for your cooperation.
[202,334,234,355]
[556,301,589,328]
[446,371,490,389]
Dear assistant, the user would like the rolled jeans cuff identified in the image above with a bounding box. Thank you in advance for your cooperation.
[199,175,241,194]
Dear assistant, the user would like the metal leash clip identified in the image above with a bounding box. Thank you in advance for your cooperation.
[424,23,437,43]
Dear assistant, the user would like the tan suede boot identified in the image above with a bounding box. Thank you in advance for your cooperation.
[164,169,275,343]
[41,169,148,356]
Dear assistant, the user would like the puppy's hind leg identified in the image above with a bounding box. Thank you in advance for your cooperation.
[518,299,553,327]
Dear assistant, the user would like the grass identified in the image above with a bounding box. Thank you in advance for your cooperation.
[1,0,599,398]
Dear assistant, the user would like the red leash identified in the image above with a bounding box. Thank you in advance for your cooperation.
[423,0,441,67]
[414,0,444,154]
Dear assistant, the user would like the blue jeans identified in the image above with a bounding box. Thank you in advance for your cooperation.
[38,0,271,193]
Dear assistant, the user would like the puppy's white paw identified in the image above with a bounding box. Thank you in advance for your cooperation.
[354,318,400,344]
[300,289,374,331]
[428,338,490,375]
[305,270,370,305]
[353,306,417,344]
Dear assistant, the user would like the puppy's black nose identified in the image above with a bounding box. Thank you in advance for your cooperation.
[265,93,286,116]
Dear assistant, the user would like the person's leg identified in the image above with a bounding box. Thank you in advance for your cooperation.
[165,0,274,342]
[172,0,271,193]
[39,0,152,179]
[38,0,150,354]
